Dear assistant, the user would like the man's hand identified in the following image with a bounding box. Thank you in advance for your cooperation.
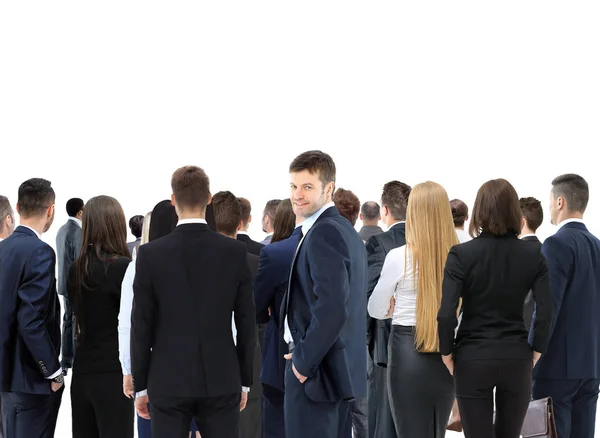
[283,353,307,383]
[533,350,542,367]
[136,395,150,420]
[51,381,63,392]
[240,391,248,411]
[123,374,134,399]
[386,296,396,318]
[442,354,454,376]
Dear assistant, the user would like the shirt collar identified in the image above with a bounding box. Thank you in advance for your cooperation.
[237,231,249,235]
[177,218,207,227]
[519,233,537,240]
[20,225,41,239]
[557,218,585,231]
[302,202,335,235]
[69,217,82,227]
[387,221,405,230]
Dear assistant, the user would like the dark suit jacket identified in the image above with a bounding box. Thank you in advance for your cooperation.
[56,219,82,297]
[254,227,302,391]
[0,226,61,394]
[237,233,265,257]
[131,223,257,397]
[533,221,600,379]
[282,207,368,402]
[365,222,406,366]
[245,252,262,401]
[522,235,542,332]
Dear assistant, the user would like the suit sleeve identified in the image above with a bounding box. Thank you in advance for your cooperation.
[437,246,463,356]
[17,245,61,378]
[254,248,276,319]
[73,227,83,260]
[367,248,403,319]
[365,236,386,299]
[131,246,155,392]
[292,224,351,378]
[234,250,258,388]
[530,252,553,353]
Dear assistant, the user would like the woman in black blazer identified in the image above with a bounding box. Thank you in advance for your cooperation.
[437,179,553,438]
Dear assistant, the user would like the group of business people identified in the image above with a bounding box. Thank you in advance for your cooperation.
[0,150,599,438]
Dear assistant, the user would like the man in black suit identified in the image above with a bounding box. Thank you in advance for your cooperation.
[0,179,64,438]
[213,191,262,438]
[237,197,265,256]
[518,197,543,332]
[55,197,84,376]
[132,166,257,438]
[127,214,144,255]
[365,181,411,438]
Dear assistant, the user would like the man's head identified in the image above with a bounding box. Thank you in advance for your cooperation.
[289,150,336,219]
[170,166,212,218]
[66,198,85,219]
[519,197,543,235]
[238,197,252,232]
[360,201,380,226]
[549,173,589,225]
[333,188,361,226]
[261,199,281,234]
[0,195,15,239]
[16,178,56,233]
[380,180,411,227]
[129,215,145,239]
[212,191,242,238]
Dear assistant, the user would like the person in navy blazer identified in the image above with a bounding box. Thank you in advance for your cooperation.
[0,179,64,438]
[254,199,302,438]
[281,151,368,438]
[531,174,600,438]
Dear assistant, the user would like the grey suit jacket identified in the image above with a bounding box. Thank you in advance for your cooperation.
[261,235,273,245]
[56,219,82,297]
[127,238,141,256]
[359,225,383,242]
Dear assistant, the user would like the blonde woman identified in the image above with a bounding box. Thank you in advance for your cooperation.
[368,181,458,437]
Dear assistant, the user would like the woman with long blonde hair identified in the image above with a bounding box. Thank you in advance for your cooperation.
[368,181,458,437]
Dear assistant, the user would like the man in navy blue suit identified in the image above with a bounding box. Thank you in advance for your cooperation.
[281,151,368,438]
[532,174,600,438]
[254,216,303,438]
[0,179,64,438]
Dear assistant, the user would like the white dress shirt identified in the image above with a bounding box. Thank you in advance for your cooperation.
[118,261,135,375]
[455,229,471,243]
[519,233,537,240]
[284,202,335,344]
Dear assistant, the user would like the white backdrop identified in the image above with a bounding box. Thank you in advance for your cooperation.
[1,1,599,437]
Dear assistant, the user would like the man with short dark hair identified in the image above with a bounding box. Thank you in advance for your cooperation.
[237,197,265,256]
[0,178,64,438]
[358,201,382,242]
[127,215,144,255]
[260,200,281,245]
[55,197,84,375]
[519,197,543,331]
[132,166,257,438]
[532,174,600,438]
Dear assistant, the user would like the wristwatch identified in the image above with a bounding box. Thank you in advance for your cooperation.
[52,374,64,385]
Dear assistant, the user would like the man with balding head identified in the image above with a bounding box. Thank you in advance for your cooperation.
[358,201,382,242]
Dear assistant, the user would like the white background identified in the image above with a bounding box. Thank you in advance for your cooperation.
[1,1,599,437]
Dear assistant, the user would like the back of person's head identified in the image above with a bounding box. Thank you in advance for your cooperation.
[66,198,85,218]
[469,179,522,238]
[238,197,252,227]
[0,195,15,237]
[519,197,543,233]
[213,191,242,237]
[129,215,144,238]
[263,199,281,222]
[140,212,152,246]
[405,181,459,353]
[271,199,296,244]
[149,200,178,242]
[171,166,211,214]
[449,199,469,228]
[289,150,336,188]
[381,181,411,221]
[17,178,55,220]
[360,201,380,223]
[551,173,589,214]
[333,188,361,226]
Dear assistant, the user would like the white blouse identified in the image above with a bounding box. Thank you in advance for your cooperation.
[368,245,417,326]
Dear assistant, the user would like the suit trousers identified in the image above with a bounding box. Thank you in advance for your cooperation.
[387,326,454,437]
[367,354,397,438]
[350,397,368,438]
[61,295,75,369]
[533,377,600,438]
[150,393,240,438]
[263,384,285,438]
[0,387,63,438]
[455,359,532,438]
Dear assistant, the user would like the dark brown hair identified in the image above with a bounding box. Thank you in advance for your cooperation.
[171,166,210,212]
[73,196,130,340]
[551,173,589,213]
[212,191,242,236]
[238,197,252,226]
[17,178,55,218]
[289,150,336,188]
[469,179,522,238]
[381,181,411,221]
[0,195,13,235]
[519,197,544,232]
[334,188,361,226]
[271,199,296,243]
[449,199,469,227]
[263,199,281,221]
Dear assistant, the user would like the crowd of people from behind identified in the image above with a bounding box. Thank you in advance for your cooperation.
[0,150,599,438]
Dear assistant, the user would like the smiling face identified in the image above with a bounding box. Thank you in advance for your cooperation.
[289,170,334,219]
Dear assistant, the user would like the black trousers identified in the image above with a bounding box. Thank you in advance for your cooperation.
[387,326,454,437]
[367,354,397,438]
[455,359,532,438]
[0,387,63,438]
[150,393,241,438]
[533,377,600,438]
[61,295,75,370]
[71,372,133,438]
[262,384,285,438]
